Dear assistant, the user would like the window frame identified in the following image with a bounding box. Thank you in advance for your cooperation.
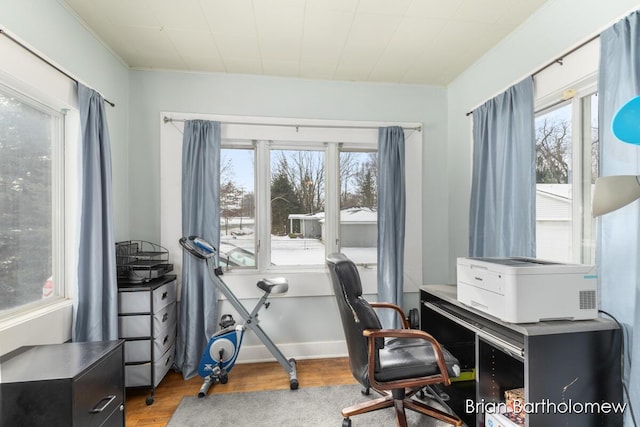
[0,35,80,354]
[534,78,598,264]
[0,81,69,320]
[224,138,379,272]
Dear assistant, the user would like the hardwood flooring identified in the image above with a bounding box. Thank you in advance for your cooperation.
[125,357,356,426]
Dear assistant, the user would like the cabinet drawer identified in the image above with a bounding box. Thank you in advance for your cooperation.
[119,279,176,314]
[119,302,176,338]
[125,343,175,388]
[72,345,124,427]
[124,324,176,363]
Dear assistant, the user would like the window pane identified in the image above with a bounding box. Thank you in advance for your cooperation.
[340,151,377,265]
[219,148,255,269]
[0,89,55,312]
[270,149,325,266]
[535,103,573,262]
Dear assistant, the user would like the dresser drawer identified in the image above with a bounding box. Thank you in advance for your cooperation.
[124,323,176,363]
[125,342,175,388]
[72,343,125,427]
[119,301,176,338]
[119,279,176,314]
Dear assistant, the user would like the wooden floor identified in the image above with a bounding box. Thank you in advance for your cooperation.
[125,357,356,426]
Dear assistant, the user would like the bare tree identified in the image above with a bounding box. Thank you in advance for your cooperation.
[274,150,324,213]
[220,180,243,235]
[353,153,377,209]
[591,124,599,182]
[340,152,358,201]
[220,154,233,184]
[536,117,571,184]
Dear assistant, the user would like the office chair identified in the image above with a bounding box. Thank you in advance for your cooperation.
[327,253,463,427]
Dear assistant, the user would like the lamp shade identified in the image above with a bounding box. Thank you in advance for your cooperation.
[592,175,640,217]
[612,96,640,144]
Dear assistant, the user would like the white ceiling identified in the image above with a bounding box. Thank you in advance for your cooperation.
[62,0,548,86]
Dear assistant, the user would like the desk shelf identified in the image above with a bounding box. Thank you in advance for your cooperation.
[420,284,622,427]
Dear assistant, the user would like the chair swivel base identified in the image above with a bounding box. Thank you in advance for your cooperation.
[340,388,462,427]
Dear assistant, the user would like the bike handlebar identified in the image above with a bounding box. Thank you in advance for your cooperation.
[179,236,217,259]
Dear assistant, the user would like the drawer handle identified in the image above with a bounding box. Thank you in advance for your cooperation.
[163,335,169,344]
[161,291,168,299]
[90,395,116,414]
[162,312,169,322]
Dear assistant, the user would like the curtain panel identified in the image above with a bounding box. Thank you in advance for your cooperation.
[73,83,118,342]
[377,126,405,329]
[598,10,640,424]
[469,77,536,257]
[175,120,221,379]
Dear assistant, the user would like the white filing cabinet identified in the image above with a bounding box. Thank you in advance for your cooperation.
[117,275,177,405]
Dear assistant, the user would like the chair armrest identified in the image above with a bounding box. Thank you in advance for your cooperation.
[363,328,452,390]
[370,302,410,329]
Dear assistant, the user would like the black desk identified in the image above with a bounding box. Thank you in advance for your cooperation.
[420,285,622,427]
[0,340,125,427]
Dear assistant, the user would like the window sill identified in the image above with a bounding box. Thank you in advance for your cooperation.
[219,266,379,298]
[0,298,72,331]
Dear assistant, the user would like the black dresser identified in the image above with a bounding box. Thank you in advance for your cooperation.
[0,340,125,427]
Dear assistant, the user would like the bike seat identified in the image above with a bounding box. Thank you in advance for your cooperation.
[257,277,289,294]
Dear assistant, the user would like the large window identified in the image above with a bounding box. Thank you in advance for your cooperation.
[535,91,598,264]
[160,116,423,295]
[0,84,64,314]
[217,140,380,271]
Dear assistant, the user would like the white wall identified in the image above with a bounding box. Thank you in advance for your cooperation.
[0,0,130,354]
[446,0,640,280]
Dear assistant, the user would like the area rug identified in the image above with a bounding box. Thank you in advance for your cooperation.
[166,384,457,427]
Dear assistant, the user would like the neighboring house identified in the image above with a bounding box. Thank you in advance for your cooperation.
[288,212,324,239]
[336,208,377,248]
[289,208,377,248]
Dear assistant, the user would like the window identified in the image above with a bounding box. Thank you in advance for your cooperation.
[535,91,598,264]
[339,150,377,265]
[0,84,64,315]
[219,147,256,268]
[217,139,382,271]
[270,148,326,267]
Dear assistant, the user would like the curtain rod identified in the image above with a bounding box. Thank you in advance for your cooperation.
[163,116,422,132]
[465,33,600,117]
[0,29,115,107]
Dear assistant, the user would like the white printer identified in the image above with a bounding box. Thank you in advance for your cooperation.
[456,257,598,323]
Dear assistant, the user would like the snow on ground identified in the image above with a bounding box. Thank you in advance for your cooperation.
[221,232,376,266]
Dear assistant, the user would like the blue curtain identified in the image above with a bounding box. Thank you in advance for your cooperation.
[377,126,405,329]
[72,83,118,342]
[469,77,536,257]
[598,11,640,424]
[175,120,221,379]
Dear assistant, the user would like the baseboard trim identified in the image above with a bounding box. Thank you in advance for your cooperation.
[235,340,348,364]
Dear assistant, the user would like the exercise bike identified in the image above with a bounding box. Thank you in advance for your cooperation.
[179,236,299,397]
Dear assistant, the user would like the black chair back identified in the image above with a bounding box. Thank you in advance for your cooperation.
[327,253,382,388]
